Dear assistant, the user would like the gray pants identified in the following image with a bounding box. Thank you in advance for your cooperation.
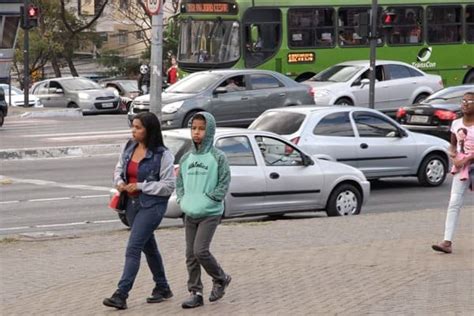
[185,215,226,293]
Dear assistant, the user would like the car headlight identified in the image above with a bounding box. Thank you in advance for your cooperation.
[162,101,184,114]
[78,92,91,100]
[314,89,331,98]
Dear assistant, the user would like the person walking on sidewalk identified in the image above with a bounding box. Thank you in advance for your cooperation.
[176,112,232,309]
[103,112,176,310]
[432,92,474,254]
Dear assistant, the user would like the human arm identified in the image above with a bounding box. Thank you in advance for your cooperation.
[134,150,176,196]
[206,150,231,202]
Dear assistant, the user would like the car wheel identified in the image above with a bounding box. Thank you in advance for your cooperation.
[413,93,429,104]
[417,154,447,187]
[0,111,4,127]
[334,97,353,106]
[326,183,361,217]
[117,211,129,227]
[183,111,198,128]
[67,102,79,108]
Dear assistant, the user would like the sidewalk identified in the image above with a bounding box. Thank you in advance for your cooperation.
[1,207,473,315]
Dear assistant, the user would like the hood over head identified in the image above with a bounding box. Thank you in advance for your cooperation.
[192,111,216,154]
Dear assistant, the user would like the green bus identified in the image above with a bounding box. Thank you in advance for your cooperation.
[177,0,474,86]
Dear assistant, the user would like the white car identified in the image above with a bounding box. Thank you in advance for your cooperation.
[0,84,42,107]
[303,60,443,115]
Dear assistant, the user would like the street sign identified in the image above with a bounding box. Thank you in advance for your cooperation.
[145,0,161,15]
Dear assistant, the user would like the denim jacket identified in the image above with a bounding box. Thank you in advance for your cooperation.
[114,140,176,208]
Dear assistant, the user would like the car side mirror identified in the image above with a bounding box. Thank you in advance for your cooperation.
[214,87,228,95]
[360,78,370,87]
[302,154,314,166]
[55,88,64,94]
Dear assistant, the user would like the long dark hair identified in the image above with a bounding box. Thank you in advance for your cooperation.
[133,112,165,150]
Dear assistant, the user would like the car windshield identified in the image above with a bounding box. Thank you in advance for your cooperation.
[0,85,22,95]
[163,134,193,164]
[60,78,102,91]
[309,65,362,83]
[249,111,306,135]
[166,73,222,94]
[118,81,139,91]
[424,86,474,103]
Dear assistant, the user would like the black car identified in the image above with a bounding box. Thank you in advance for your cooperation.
[0,87,8,127]
[396,85,474,140]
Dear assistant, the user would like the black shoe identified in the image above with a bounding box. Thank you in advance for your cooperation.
[209,274,232,302]
[103,290,128,310]
[147,286,173,303]
[181,292,204,309]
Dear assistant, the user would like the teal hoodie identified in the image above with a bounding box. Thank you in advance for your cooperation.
[176,112,231,218]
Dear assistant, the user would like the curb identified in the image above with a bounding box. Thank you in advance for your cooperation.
[0,144,122,160]
[8,107,82,118]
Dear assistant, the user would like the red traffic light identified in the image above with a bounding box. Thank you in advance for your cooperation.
[384,14,392,24]
[382,12,397,28]
[27,5,39,18]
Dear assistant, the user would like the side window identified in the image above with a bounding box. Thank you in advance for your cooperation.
[250,74,282,90]
[354,112,399,138]
[219,75,246,92]
[255,136,303,166]
[288,8,335,48]
[386,64,412,80]
[408,67,423,77]
[466,5,474,43]
[49,81,63,91]
[338,7,382,47]
[215,136,256,166]
[427,6,462,43]
[313,112,355,137]
[386,6,423,45]
[35,82,49,94]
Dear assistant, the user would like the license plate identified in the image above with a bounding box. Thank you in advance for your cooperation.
[102,102,114,108]
[409,115,429,123]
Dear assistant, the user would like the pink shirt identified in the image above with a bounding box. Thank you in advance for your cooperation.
[451,118,474,155]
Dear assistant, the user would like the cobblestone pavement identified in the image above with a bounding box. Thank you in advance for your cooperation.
[1,207,473,315]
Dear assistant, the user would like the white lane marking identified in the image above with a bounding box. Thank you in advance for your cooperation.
[0,175,112,192]
[0,219,121,232]
[47,133,128,142]
[23,130,130,138]
[0,195,109,205]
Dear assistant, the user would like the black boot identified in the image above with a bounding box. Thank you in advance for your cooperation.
[103,290,128,310]
[209,274,232,302]
[181,292,204,309]
[147,286,173,303]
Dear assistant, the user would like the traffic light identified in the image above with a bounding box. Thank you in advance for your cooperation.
[381,11,397,28]
[20,4,40,30]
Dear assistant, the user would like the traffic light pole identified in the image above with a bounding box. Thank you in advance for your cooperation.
[23,0,29,107]
[369,0,377,109]
[149,9,163,120]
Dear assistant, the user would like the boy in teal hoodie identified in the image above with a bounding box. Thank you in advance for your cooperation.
[176,112,231,309]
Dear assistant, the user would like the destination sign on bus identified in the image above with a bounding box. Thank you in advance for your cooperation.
[288,52,315,64]
[184,3,236,14]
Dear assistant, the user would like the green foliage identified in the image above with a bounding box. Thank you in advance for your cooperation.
[98,50,141,77]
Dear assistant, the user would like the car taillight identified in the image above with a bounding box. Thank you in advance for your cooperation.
[434,110,457,121]
[290,137,300,144]
[396,108,407,118]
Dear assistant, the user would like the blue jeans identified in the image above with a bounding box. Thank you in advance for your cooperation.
[117,197,169,296]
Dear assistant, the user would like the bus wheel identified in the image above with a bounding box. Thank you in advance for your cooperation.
[465,71,474,84]
[334,97,353,106]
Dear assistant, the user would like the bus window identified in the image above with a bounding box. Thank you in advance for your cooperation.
[467,5,474,43]
[386,7,423,45]
[0,16,20,48]
[243,8,281,68]
[338,7,371,46]
[427,6,462,44]
[288,8,335,48]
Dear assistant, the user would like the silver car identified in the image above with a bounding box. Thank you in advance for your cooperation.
[249,106,450,186]
[303,60,444,116]
[116,128,370,226]
[128,69,314,129]
[31,77,120,114]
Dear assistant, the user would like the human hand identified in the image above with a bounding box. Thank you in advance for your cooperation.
[125,183,139,193]
[452,156,466,169]
[116,183,127,192]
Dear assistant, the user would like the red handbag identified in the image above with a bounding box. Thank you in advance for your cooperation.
[109,190,128,212]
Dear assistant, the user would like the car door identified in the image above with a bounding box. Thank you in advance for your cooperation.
[302,111,359,169]
[253,135,323,212]
[248,73,287,117]
[352,111,417,178]
[351,66,391,109]
[46,81,67,108]
[32,81,51,107]
[210,75,256,126]
[214,135,267,217]
[383,64,417,110]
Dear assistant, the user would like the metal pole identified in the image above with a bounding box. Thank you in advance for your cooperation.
[149,5,163,121]
[369,0,377,109]
[23,0,29,107]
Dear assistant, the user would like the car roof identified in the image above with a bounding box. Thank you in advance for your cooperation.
[335,60,412,67]
[190,68,286,77]
[261,105,381,115]
[163,127,286,139]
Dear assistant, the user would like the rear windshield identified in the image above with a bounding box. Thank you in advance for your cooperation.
[249,111,305,135]
[163,134,193,164]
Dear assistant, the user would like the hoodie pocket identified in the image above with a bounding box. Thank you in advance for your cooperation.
[181,193,221,217]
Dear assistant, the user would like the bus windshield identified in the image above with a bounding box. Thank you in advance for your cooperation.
[309,65,362,83]
[179,19,240,64]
